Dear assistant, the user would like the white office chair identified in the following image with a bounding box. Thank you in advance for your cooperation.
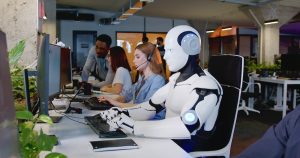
[189,55,244,158]
[238,72,261,115]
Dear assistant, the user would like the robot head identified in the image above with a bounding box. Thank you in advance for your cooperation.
[164,25,201,72]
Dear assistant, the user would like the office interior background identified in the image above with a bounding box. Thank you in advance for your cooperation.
[1,0,300,68]
[1,0,300,157]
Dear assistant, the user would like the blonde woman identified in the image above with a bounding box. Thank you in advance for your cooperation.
[99,42,165,108]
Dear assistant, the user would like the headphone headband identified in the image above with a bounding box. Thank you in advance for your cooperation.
[147,45,156,61]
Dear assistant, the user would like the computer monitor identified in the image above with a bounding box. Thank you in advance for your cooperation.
[49,44,61,98]
[36,33,50,115]
[281,54,300,72]
[60,48,72,89]
[29,34,70,116]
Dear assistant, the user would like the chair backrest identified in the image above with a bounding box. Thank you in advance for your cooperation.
[193,55,244,151]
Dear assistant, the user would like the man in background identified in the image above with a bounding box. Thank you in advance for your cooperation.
[81,34,114,87]
[156,37,166,71]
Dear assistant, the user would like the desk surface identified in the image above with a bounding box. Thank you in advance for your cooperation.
[253,77,300,84]
[37,103,192,158]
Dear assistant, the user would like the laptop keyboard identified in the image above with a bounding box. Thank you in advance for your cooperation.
[84,97,113,110]
[85,114,127,138]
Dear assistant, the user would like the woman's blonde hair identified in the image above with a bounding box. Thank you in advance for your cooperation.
[135,42,165,77]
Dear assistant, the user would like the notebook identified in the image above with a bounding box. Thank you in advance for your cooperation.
[90,139,139,152]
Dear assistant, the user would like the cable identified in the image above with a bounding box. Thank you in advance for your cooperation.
[49,101,88,125]
[65,89,84,114]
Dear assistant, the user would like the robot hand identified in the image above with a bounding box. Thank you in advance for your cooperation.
[107,113,135,134]
[99,107,123,121]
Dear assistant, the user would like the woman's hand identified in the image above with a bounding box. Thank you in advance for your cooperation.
[100,85,109,92]
[98,96,119,106]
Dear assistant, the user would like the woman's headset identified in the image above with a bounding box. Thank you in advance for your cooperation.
[147,44,155,61]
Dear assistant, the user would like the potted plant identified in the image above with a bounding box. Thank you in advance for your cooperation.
[9,40,66,158]
[16,111,66,158]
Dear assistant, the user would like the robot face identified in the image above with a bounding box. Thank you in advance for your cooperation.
[164,25,201,72]
[164,43,188,72]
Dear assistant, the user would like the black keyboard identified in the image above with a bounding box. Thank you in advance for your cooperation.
[84,97,113,110]
[85,114,127,138]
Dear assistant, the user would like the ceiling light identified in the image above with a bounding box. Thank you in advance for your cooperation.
[43,14,47,20]
[206,30,214,33]
[118,18,127,21]
[111,21,121,25]
[222,26,232,31]
[130,7,142,10]
[264,19,278,25]
[140,0,154,2]
[122,13,133,16]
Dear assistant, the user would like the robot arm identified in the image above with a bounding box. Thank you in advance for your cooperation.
[133,87,221,138]
[181,88,220,133]
[102,82,171,133]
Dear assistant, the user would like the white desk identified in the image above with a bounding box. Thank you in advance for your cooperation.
[252,77,300,118]
[37,103,192,158]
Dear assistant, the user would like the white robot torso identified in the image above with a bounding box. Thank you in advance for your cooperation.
[129,70,222,138]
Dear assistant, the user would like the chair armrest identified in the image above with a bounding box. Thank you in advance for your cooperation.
[248,82,261,93]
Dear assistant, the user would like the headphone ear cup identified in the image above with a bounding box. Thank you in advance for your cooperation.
[181,34,200,55]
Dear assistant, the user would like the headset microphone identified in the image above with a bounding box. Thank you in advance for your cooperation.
[136,60,148,69]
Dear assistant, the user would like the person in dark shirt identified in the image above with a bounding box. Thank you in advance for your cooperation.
[156,37,166,71]
[236,105,300,158]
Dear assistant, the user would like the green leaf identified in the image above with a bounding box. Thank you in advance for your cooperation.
[16,111,33,120]
[45,152,67,158]
[38,115,54,125]
[36,130,57,151]
[9,40,25,67]
[21,143,39,158]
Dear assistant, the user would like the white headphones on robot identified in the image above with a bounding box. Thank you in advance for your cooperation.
[177,31,201,55]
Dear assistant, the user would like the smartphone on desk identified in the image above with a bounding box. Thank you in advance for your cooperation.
[90,139,139,152]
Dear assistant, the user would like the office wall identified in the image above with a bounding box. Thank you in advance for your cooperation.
[59,15,189,51]
[239,36,251,56]
[43,0,56,43]
[0,0,38,66]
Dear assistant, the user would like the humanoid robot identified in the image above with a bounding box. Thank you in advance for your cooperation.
[100,25,223,152]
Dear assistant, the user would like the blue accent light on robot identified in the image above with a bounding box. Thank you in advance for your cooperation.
[185,113,195,122]
[182,110,197,125]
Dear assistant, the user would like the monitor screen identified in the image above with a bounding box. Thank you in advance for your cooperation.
[49,45,61,98]
[281,54,300,72]
[60,48,72,88]
[36,33,50,115]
